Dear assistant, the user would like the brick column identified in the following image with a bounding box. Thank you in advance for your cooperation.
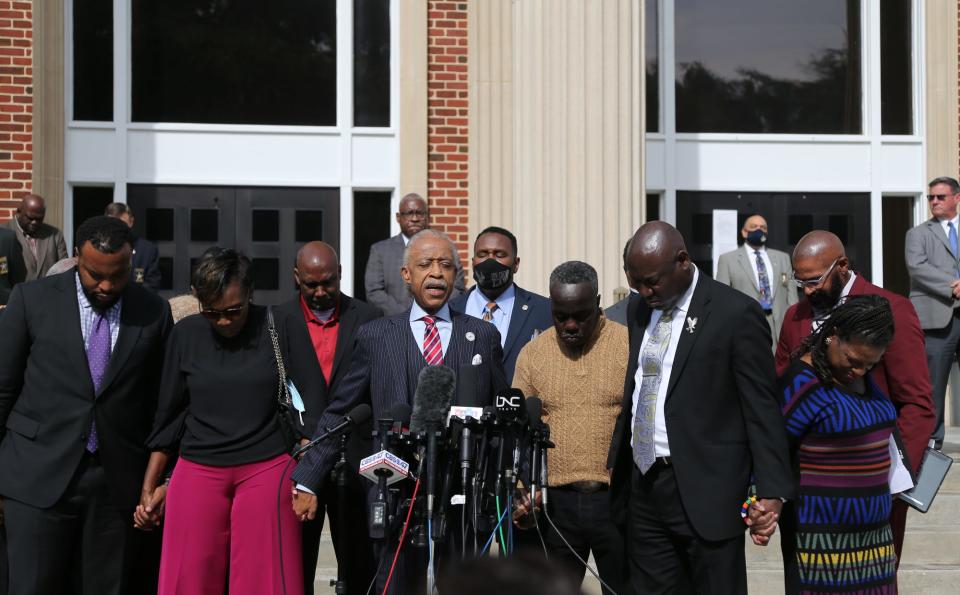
[427,1,470,268]
[0,0,30,221]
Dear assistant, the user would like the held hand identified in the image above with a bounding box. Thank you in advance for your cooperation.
[134,484,167,531]
[952,281,960,299]
[292,488,318,522]
[746,499,782,546]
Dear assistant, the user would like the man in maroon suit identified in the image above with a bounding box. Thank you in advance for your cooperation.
[775,230,935,564]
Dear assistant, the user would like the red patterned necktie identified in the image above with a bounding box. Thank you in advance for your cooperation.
[422,315,443,365]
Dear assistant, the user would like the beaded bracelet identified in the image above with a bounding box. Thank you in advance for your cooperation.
[740,495,757,522]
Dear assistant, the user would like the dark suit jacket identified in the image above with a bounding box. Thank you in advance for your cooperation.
[605,293,640,326]
[609,275,793,541]
[275,293,381,466]
[775,274,936,473]
[449,284,552,382]
[0,271,173,510]
[364,234,466,316]
[131,236,162,291]
[0,227,25,305]
[4,219,68,281]
[292,308,508,491]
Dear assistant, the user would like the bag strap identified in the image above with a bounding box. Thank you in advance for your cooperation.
[267,307,292,406]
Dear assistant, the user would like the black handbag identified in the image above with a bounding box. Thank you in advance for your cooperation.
[267,307,302,451]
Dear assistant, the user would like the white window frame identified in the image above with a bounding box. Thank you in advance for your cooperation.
[645,0,925,287]
[63,0,400,292]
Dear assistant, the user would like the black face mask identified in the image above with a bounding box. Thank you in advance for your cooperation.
[473,258,513,291]
[745,229,767,247]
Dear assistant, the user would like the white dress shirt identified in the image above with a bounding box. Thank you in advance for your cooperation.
[464,284,515,348]
[631,266,700,457]
[409,301,453,356]
[744,243,776,298]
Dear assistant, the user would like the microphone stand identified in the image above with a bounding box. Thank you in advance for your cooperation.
[329,431,350,595]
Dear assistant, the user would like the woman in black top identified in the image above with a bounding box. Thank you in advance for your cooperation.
[135,249,303,595]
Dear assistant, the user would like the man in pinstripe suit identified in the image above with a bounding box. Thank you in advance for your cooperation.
[292,228,508,594]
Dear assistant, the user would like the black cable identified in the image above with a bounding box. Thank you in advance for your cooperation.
[541,504,617,595]
[532,505,549,561]
[365,551,387,595]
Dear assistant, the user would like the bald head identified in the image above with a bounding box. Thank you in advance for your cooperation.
[793,231,845,267]
[625,222,694,310]
[294,241,341,311]
[792,231,850,311]
[15,193,46,236]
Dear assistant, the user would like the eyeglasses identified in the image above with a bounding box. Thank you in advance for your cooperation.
[927,194,953,202]
[200,304,247,321]
[399,210,427,218]
[792,258,839,289]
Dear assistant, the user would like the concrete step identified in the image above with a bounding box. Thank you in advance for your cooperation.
[743,565,960,595]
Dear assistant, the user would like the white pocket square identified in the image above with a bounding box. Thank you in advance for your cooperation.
[471,354,483,366]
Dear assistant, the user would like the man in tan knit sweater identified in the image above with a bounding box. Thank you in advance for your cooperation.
[512,261,627,595]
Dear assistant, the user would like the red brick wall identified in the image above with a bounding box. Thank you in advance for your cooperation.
[0,0,30,222]
[426,1,470,268]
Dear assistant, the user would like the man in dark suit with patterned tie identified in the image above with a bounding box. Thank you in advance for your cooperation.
[275,241,381,595]
[609,221,793,594]
[450,226,552,382]
[292,228,508,594]
[0,216,172,595]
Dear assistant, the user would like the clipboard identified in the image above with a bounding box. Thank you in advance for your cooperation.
[897,448,954,513]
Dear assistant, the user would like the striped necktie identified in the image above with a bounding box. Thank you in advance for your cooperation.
[482,301,498,322]
[422,315,443,365]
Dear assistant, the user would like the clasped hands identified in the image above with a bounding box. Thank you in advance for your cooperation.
[744,498,783,546]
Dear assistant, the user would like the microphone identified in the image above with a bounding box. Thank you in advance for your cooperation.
[391,402,412,435]
[526,397,544,504]
[366,403,413,539]
[409,365,456,527]
[293,404,372,458]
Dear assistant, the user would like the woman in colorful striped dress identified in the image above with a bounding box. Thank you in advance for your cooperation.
[776,295,898,594]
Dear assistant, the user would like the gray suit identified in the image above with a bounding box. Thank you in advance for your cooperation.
[364,233,466,316]
[715,245,797,350]
[905,217,960,445]
[4,219,68,281]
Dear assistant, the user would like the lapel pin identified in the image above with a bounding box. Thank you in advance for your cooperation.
[521,304,529,311]
[471,354,483,365]
[686,316,698,334]
[465,331,475,342]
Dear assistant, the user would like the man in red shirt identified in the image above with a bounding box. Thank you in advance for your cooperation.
[275,241,381,595]
[775,230,935,565]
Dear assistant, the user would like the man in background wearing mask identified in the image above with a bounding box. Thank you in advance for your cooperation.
[716,214,797,350]
[450,226,552,382]
[775,230,935,571]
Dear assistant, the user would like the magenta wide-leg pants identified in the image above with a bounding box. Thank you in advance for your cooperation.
[158,454,303,595]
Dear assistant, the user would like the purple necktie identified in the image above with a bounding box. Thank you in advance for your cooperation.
[85,312,111,452]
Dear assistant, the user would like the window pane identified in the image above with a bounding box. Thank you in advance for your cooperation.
[190,209,219,242]
[132,0,337,125]
[352,191,391,298]
[645,0,659,133]
[72,186,114,236]
[73,0,113,121]
[645,193,660,222]
[145,208,175,242]
[354,0,391,127]
[252,258,280,290]
[295,210,325,243]
[157,257,174,291]
[675,0,861,133]
[880,0,912,134]
[252,210,280,242]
